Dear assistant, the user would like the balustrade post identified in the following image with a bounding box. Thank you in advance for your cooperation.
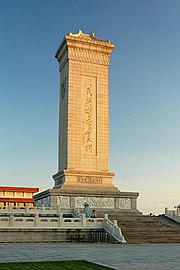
[82,214,86,227]
[8,205,13,213]
[41,204,45,213]
[113,220,118,226]
[112,220,118,234]
[58,215,63,227]
[104,214,108,219]
[25,203,29,213]
[35,213,40,227]
[9,213,14,227]
[103,214,108,227]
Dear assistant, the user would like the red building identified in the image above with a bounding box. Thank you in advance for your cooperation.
[0,186,39,207]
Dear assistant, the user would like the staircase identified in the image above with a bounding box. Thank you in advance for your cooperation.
[96,211,180,243]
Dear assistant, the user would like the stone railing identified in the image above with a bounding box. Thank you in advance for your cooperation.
[103,214,126,243]
[0,208,125,243]
[72,207,82,218]
[165,208,180,224]
[0,204,71,214]
[0,204,72,213]
[0,213,107,229]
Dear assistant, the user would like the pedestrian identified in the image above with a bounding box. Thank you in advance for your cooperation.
[90,209,97,218]
[83,202,90,218]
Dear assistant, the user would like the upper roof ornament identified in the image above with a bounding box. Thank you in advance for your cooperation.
[68,29,110,43]
[68,29,83,37]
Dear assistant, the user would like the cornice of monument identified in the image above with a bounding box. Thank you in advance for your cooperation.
[53,169,115,180]
[55,30,114,68]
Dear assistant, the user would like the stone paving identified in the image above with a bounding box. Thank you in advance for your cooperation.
[0,243,180,270]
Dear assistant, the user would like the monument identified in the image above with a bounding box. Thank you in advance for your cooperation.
[34,30,139,211]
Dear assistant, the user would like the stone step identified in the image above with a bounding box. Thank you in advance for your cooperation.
[98,211,180,243]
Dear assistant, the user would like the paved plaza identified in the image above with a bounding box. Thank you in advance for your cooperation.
[0,243,180,270]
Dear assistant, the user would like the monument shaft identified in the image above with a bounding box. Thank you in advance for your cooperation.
[53,31,116,191]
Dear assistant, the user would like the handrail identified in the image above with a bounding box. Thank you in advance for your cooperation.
[103,214,126,243]
[72,207,82,218]
[165,208,180,224]
[0,204,74,214]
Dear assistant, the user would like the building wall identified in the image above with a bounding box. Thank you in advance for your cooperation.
[0,186,39,207]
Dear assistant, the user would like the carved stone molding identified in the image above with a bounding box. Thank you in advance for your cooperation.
[68,47,110,65]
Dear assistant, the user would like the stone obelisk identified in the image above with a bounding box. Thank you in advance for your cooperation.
[34,31,139,211]
[53,30,117,191]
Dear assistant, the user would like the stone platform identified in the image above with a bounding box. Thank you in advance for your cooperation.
[34,188,139,212]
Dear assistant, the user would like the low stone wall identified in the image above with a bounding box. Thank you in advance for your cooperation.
[0,227,110,243]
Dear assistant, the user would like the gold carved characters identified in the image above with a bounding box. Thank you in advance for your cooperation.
[76,176,102,184]
[82,79,93,153]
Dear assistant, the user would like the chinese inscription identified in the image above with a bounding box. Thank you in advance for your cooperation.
[82,79,93,152]
[76,176,102,184]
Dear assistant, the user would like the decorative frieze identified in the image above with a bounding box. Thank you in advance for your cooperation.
[118,198,131,209]
[75,197,114,209]
[76,176,102,184]
[57,196,70,207]
[68,47,110,65]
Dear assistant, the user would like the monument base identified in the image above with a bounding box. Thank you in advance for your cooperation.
[53,169,117,191]
[34,187,139,212]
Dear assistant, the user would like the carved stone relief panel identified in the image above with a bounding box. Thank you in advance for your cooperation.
[35,199,42,207]
[57,196,70,207]
[42,196,50,207]
[75,196,114,209]
[119,198,131,209]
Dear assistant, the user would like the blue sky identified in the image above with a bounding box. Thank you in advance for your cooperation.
[0,0,179,214]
